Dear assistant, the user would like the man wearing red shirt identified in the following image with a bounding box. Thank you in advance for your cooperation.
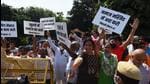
[109,18,140,61]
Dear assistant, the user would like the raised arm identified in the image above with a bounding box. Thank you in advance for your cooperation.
[1,37,7,49]
[72,56,83,71]
[98,28,106,46]
[32,34,36,53]
[121,18,140,48]
[46,31,58,51]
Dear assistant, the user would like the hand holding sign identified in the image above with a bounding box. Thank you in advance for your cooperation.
[98,28,105,39]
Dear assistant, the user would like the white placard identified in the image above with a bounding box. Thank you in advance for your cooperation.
[40,17,55,30]
[1,21,17,37]
[24,21,44,36]
[55,22,70,47]
[92,6,130,34]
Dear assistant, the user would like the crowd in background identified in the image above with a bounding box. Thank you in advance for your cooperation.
[1,18,150,84]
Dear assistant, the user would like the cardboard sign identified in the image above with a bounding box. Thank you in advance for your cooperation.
[24,21,44,36]
[92,6,130,34]
[40,17,55,30]
[1,21,17,37]
[55,22,70,47]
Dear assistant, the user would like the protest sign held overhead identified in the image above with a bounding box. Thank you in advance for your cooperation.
[40,17,56,30]
[92,6,130,34]
[1,21,17,37]
[24,21,44,36]
[55,22,71,47]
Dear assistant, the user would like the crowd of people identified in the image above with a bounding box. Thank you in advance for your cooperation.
[1,18,150,84]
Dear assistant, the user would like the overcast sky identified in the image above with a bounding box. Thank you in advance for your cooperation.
[1,0,74,17]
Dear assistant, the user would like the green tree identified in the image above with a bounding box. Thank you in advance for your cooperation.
[111,0,150,36]
[68,0,150,36]
[1,3,62,45]
[68,0,98,32]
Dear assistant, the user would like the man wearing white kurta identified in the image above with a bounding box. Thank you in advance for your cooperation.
[47,34,69,84]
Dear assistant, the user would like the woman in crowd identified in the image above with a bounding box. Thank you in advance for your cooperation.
[72,37,99,84]
[98,42,118,84]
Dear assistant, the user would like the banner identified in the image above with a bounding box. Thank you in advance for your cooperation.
[24,21,44,36]
[40,17,55,30]
[55,22,70,47]
[92,6,130,34]
[1,21,17,37]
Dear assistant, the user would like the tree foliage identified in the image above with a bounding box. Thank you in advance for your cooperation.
[1,3,65,45]
[68,0,150,36]
[68,0,98,32]
[110,0,150,36]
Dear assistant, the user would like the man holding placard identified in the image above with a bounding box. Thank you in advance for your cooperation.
[93,7,139,61]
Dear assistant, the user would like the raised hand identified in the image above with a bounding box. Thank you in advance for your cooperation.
[1,38,8,49]
[130,18,140,30]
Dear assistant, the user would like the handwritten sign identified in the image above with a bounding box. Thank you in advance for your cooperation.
[55,22,70,47]
[92,6,130,34]
[24,21,44,36]
[1,21,17,37]
[40,17,55,30]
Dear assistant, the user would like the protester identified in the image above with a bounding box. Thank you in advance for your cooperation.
[91,29,105,55]
[108,18,140,61]
[65,41,80,84]
[146,43,150,67]
[27,35,39,58]
[98,42,118,84]
[114,61,142,84]
[17,46,28,58]
[47,31,70,84]
[125,36,149,61]
[72,37,99,84]
[42,41,55,64]
[91,30,101,52]
[128,49,150,84]
[8,42,19,56]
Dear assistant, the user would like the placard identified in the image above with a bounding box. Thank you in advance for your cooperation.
[24,21,44,36]
[1,21,17,37]
[92,6,130,34]
[55,22,70,47]
[40,17,55,30]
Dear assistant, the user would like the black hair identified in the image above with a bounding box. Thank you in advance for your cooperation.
[133,40,146,49]
[117,71,139,84]
[109,35,122,42]
[38,48,48,58]
[83,37,95,49]
[91,30,99,36]
[18,46,28,55]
